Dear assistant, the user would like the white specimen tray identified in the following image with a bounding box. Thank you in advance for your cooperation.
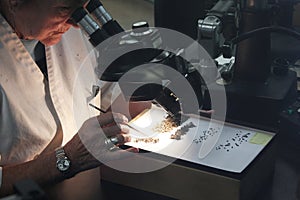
[126,106,275,173]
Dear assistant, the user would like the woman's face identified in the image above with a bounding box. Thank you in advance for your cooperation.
[13,0,87,46]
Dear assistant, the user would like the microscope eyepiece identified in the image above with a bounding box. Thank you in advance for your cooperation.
[86,0,103,12]
[71,7,87,23]
[86,0,112,25]
[71,8,99,35]
[86,0,123,36]
[71,7,109,47]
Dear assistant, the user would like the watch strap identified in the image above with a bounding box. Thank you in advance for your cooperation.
[55,147,67,160]
[55,147,72,176]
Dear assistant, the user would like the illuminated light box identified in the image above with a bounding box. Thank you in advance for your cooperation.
[101,106,277,200]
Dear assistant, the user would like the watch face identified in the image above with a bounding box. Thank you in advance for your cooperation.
[57,158,71,172]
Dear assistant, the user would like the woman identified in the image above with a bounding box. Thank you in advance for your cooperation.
[0,0,142,196]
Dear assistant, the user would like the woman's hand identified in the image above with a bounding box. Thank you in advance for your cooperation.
[64,112,138,175]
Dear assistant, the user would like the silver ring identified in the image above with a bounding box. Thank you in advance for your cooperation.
[104,136,119,151]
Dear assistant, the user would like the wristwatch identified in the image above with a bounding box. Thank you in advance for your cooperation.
[55,147,71,173]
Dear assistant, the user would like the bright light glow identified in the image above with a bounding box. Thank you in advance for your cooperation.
[131,110,152,128]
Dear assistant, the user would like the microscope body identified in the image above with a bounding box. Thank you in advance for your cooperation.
[72,3,206,118]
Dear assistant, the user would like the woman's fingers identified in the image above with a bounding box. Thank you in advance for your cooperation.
[98,113,131,145]
[96,112,128,127]
[114,133,131,144]
[102,124,129,136]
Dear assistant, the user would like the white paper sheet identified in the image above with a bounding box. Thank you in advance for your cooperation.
[126,106,275,173]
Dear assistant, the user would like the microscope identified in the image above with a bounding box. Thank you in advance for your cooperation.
[198,0,299,130]
[71,0,208,123]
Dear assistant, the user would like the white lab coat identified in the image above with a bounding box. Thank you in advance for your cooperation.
[0,14,108,167]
